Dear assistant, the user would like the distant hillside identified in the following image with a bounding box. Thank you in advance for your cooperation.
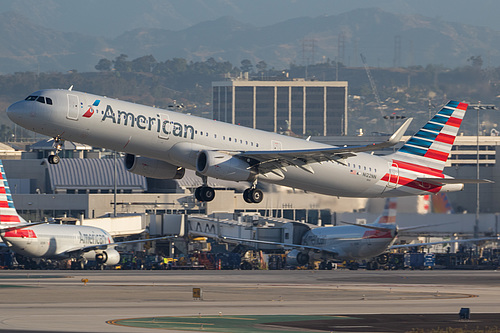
[1,8,500,73]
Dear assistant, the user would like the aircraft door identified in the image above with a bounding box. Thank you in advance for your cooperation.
[386,162,399,188]
[67,94,79,120]
[158,113,170,140]
[271,140,282,150]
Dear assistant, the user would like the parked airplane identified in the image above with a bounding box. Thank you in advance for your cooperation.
[199,198,499,269]
[215,198,400,269]
[7,89,490,204]
[0,160,173,268]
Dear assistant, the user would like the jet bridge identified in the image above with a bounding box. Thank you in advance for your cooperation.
[149,213,311,251]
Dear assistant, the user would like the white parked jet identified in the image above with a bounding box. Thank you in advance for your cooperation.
[0,160,172,268]
[6,89,489,203]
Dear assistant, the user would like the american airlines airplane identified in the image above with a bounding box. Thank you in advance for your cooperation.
[200,198,499,269]
[0,160,172,269]
[6,88,489,203]
[218,198,399,269]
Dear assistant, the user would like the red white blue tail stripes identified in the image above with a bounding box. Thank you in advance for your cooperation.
[0,160,25,225]
[374,198,397,225]
[393,100,467,172]
[380,101,468,194]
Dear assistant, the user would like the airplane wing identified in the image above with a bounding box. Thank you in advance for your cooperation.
[188,230,329,252]
[339,221,393,232]
[390,236,499,249]
[222,235,326,252]
[236,118,413,174]
[61,235,178,255]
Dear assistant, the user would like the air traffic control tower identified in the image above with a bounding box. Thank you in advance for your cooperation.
[212,79,348,136]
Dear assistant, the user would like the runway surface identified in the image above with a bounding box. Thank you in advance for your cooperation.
[0,269,498,332]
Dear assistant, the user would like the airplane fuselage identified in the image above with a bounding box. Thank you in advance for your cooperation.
[7,89,462,198]
[1,224,114,261]
[303,224,397,261]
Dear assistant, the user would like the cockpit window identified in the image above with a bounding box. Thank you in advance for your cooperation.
[25,95,53,105]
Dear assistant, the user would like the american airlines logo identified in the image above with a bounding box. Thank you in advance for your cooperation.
[83,100,100,118]
[99,104,196,140]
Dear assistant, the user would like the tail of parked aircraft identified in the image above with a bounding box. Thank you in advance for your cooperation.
[373,198,397,225]
[391,100,467,173]
[0,160,25,225]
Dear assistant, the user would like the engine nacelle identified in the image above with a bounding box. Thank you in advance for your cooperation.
[124,154,185,179]
[95,248,120,266]
[196,150,254,181]
[286,249,310,267]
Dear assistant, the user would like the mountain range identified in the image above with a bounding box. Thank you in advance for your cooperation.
[1,7,500,74]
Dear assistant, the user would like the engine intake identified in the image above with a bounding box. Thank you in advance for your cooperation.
[95,248,120,266]
[196,150,254,181]
[286,249,310,267]
[125,154,185,179]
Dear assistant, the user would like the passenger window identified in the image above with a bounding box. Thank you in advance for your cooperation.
[200,131,203,136]
[46,97,53,105]
[223,136,225,140]
[364,166,366,170]
[256,143,259,147]
[229,137,231,141]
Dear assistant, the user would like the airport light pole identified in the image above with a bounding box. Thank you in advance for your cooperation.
[468,103,497,238]
[384,114,406,151]
[383,113,406,132]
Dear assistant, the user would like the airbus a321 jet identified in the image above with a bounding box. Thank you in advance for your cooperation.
[0,160,173,268]
[6,89,489,203]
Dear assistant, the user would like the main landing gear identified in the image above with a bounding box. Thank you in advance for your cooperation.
[48,136,63,164]
[194,177,263,204]
[243,187,263,204]
[194,175,216,202]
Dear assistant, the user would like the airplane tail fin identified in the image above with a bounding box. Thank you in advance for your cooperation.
[0,160,26,225]
[391,100,467,173]
[373,197,397,225]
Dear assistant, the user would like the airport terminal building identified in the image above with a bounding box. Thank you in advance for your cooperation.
[212,79,348,136]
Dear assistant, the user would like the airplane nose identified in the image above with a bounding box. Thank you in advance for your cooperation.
[6,100,27,124]
[6,101,19,120]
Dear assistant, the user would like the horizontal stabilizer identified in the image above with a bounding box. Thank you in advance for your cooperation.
[416,177,494,185]
[0,221,48,233]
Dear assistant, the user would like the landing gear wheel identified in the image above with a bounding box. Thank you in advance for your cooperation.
[48,154,60,164]
[243,188,263,203]
[243,188,253,203]
[195,186,215,202]
[195,187,202,201]
[249,188,263,204]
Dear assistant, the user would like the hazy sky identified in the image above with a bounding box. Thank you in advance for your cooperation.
[0,0,499,37]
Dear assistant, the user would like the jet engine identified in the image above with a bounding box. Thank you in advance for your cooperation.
[196,150,254,181]
[286,249,310,267]
[95,248,120,266]
[125,154,185,179]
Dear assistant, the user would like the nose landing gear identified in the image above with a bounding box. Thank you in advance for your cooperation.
[48,136,63,165]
